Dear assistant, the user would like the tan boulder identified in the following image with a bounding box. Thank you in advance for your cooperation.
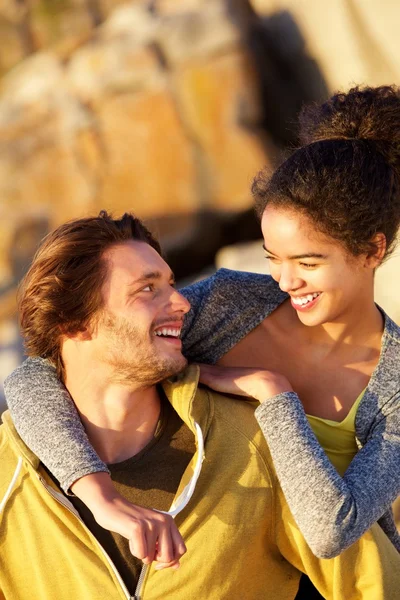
[0,1,271,228]
[175,50,270,211]
[0,52,100,223]
[97,88,197,216]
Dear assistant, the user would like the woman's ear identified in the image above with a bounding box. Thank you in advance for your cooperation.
[365,233,386,268]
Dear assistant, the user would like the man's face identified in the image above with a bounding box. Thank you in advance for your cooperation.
[90,241,190,386]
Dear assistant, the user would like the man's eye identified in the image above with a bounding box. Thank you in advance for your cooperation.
[141,284,154,292]
[300,263,317,269]
[264,255,276,261]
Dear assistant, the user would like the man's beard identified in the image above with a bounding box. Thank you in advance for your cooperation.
[96,312,187,386]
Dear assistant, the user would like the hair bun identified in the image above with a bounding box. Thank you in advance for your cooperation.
[299,85,400,169]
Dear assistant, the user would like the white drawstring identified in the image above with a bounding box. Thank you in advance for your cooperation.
[165,422,204,518]
[0,457,23,513]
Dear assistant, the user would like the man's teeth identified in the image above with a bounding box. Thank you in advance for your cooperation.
[292,292,320,306]
[154,328,181,337]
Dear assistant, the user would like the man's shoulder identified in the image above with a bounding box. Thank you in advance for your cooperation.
[200,389,276,490]
[210,389,259,419]
[205,389,273,454]
[0,418,11,456]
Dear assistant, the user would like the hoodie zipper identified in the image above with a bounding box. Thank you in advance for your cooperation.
[38,474,134,600]
[133,564,148,600]
[133,422,205,600]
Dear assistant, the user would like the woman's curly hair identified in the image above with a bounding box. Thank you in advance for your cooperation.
[253,85,400,259]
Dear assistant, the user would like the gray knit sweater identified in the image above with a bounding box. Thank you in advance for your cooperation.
[4,269,400,558]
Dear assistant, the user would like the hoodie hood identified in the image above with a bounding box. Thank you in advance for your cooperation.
[162,364,213,440]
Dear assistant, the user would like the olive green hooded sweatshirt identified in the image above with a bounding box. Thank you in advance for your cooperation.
[1,366,399,600]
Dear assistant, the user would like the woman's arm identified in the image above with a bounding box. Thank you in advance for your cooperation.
[4,269,281,559]
[5,270,261,489]
[4,357,107,492]
[199,363,400,557]
[255,392,400,558]
[6,269,276,491]
[4,358,186,567]
[181,269,285,363]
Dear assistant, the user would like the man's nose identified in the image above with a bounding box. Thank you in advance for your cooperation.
[169,288,191,314]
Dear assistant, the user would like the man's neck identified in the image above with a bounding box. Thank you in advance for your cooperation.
[64,367,162,464]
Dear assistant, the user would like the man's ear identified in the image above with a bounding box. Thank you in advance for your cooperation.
[75,327,93,341]
[365,233,386,268]
[62,325,93,342]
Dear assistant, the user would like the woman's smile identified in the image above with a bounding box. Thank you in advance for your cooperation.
[290,292,322,311]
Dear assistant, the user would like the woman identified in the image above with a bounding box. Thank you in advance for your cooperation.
[4,86,400,569]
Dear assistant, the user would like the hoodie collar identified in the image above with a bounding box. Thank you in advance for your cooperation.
[2,364,212,470]
[162,364,213,440]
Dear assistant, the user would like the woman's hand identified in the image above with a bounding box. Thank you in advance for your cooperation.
[71,473,185,569]
[198,364,293,403]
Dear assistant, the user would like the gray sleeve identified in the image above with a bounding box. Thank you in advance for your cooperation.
[181,268,283,363]
[4,357,109,493]
[255,392,400,558]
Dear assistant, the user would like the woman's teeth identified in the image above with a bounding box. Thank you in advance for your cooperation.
[291,292,320,306]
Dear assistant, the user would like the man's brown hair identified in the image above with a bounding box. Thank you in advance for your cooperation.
[18,210,161,379]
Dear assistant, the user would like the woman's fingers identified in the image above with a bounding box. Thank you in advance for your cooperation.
[154,522,175,564]
[128,521,148,561]
[170,520,187,558]
[154,559,181,571]
[198,364,247,395]
[130,513,187,568]
[197,363,293,401]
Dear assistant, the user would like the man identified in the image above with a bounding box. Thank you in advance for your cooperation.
[1,212,399,600]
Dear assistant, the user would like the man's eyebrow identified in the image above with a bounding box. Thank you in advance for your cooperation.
[262,245,327,260]
[128,270,175,286]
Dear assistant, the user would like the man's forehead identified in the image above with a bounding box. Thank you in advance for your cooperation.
[103,241,171,282]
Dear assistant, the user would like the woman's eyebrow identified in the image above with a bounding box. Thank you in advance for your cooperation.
[289,253,328,259]
[262,244,274,254]
[262,245,327,260]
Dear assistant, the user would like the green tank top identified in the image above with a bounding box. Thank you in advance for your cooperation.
[306,390,365,476]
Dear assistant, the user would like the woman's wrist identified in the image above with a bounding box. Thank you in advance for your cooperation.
[251,375,293,403]
[70,472,117,506]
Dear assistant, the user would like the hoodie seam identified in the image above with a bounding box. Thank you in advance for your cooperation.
[200,388,215,442]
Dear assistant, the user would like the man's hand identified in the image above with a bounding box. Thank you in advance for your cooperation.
[71,473,186,568]
[198,364,293,403]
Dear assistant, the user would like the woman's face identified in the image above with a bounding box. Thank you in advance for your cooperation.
[261,205,374,328]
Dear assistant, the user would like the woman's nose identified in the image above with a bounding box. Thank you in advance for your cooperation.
[277,265,302,293]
